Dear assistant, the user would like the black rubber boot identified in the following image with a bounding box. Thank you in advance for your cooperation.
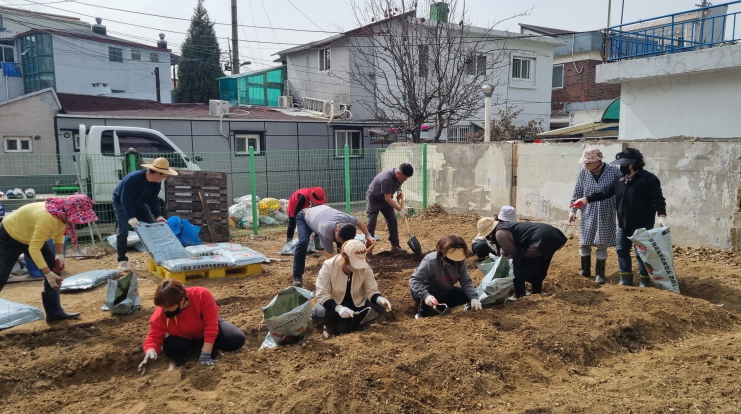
[41,289,81,322]
[618,272,634,286]
[638,275,651,288]
[580,255,591,278]
[594,259,607,285]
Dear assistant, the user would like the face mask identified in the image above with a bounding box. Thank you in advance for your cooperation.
[443,256,459,264]
[164,298,186,318]
[620,165,631,175]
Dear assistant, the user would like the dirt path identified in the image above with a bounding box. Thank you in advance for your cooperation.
[1,206,740,414]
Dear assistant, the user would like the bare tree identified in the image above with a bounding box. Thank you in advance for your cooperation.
[347,0,523,142]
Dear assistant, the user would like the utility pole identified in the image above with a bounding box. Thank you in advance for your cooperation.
[231,0,240,74]
[154,67,161,103]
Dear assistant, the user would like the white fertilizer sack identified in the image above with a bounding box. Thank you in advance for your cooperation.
[60,270,119,292]
[216,247,269,266]
[185,243,244,257]
[160,255,233,272]
[259,287,314,349]
[135,222,190,265]
[0,298,44,329]
[629,227,680,293]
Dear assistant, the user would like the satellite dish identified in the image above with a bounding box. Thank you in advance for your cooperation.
[62,131,72,139]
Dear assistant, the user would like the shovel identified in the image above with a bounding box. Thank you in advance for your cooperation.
[353,307,380,326]
[400,194,422,255]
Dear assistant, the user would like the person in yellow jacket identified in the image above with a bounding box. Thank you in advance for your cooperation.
[311,239,392,338]
[0,194,98,321]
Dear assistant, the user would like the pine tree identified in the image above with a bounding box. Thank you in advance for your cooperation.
[174,0,225,103]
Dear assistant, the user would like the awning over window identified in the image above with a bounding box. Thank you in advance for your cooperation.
[601,97,620,123]
[537,122,618,137]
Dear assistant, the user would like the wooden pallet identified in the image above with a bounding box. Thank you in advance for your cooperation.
[164,170,229,243]
[148,258,261,283]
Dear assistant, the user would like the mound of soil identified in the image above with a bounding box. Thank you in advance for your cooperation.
[2,208,741,413]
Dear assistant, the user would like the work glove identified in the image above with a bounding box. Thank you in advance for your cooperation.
[376,296,392,311]
[569,212,578,223]
[138,349,157,374]
[156,216,167,223]
[44,271,63,289]
[128,218,140,227]
[198,352,215,366]
[469,299,482,311]
[335,305,354,319]
[397,208,408,217]
[424,295,438,307]
[658,216,669,228]
[365,235,376,245]
[570,198,588,209]
[55,254,65,272]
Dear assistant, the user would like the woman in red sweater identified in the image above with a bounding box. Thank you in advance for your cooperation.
[138,279,245,371]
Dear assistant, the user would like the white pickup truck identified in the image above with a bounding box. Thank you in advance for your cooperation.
[77,124,201,205]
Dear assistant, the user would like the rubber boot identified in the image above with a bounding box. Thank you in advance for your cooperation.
[580,255,591,278]
[594,259,607,285]
[638,275,651,288]
[41,289,80,322]
[618,272,634,286]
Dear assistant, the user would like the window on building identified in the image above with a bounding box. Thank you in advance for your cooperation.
[334,130,362,157]
[318,47,330,72]
[19,33,55,93]
[0,13,4,29]
[4,137,32,153]
[512,57,533,80]
[150,53,159,62]
[131,50,141,61]
[109,47,123,62]
[465,54,487,76]
[234,134,261,155]
[418,45,429,78]
[1,46,14,63]
[552,64,564,89]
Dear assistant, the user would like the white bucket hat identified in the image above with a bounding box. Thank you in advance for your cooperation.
[497,206,517,222]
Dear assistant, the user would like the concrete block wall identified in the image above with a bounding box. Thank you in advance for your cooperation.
[382,141,741,250]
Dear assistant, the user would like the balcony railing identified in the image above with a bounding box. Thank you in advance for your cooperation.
[606,1,740,62]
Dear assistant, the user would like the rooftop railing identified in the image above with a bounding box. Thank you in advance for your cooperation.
[606,1,740,62]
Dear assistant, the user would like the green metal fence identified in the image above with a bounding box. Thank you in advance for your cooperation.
[0,144,429,241]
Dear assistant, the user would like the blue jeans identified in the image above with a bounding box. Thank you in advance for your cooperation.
[291,210,313,284]
[615,227,649,276]
[113,201,155,262]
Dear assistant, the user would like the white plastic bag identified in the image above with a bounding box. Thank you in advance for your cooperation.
[475,254,515,305]
[216,247,269,266]
[259,287,314,349]
[628,227,680,293]
[185,243,244,257]
[101,272,141,315]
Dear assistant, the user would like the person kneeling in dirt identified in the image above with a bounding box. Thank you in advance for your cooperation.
[486,207,567,301]
[409,234,482,318]
[139,279,245,371]
[0,194,98,322]
[292,204,375,287]
[312,239,392,339]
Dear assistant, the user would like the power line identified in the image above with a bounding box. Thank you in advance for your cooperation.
[286,0,332,35]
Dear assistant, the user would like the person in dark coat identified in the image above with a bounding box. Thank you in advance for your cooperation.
[486,207,567,300]
[569,147,621,284]
[571,148,667,287]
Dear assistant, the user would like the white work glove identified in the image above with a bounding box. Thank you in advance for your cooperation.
[397,208,408,217]
[570,197,588,209]
[365,235,376,246]
[55,253,65,272]
[469,298,482,311]
[138,349,157,374]
[376,296,392,311]
[128,218,140,227]
[335,305,354,319]
[658,216,669,228]
[424,295,438,307]
[44,271,63,289]
[569,212,578,223]
[198,352,215,366]
[155,216,167,223]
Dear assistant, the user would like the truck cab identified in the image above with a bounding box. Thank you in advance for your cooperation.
[78,124,200,207]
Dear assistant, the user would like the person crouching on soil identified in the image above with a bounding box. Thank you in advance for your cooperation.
[312,239,392,339]
[0,194,98,322]
[139,279,245,372]
[409,234,482,319]
[486,206,567,301]
[470,206,518,261]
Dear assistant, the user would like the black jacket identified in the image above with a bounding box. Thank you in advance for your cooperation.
[586,169,666,234]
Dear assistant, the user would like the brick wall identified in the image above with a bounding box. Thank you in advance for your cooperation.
[551,59,621,111]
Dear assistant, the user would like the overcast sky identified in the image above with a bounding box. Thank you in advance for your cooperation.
[6,0,739,71]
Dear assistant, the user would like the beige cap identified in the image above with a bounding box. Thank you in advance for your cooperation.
[343,239,369,269]
[445,247,466,262]
[141,157,178,175]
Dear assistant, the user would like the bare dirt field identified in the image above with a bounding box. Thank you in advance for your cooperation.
[2,205,741,414]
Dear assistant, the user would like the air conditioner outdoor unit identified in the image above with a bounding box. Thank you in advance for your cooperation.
[209,99,230,117]
[278,96,293,108]
[322,101,334,118]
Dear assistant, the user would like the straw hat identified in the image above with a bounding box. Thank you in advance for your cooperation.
[476,217,496,239]
[141,157,178,175]
[343,239,369,269]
